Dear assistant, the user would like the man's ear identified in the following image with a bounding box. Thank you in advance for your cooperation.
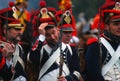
[3,28,6,34]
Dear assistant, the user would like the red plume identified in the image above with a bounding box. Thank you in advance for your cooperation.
[39,0,46,8]
[65,3,72,10]
[9,2,15,7]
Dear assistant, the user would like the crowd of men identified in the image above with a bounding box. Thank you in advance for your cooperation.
[0,0,120,81]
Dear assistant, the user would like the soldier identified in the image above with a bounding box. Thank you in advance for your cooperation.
[27,0,81,81]
[85,0,120,81]
[59,22,85,81]
[59,24,74,44]
[56,3,79,45]
[0,7,28,81]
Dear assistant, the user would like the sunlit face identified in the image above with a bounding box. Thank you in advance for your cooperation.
[45,27,60,47]
[106,21,120,36]
[62,31,72,44]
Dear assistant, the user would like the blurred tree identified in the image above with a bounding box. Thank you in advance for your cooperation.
[0,0,105,21]
[44,0,105,21]
[72,0,105,21]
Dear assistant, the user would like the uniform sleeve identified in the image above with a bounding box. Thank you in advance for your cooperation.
[85,42,105,81]
[27,35,45,65]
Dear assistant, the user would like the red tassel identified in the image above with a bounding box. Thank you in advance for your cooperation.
[9,2,15,7]
[39,0,46,8]
[65,3,72,10]
[87,38,98,45]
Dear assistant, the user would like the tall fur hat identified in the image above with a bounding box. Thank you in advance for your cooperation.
[32,0,57,37]
[101,1,120,24]
[0,7,23,29]
[56,3,76,33]
[0,7,24,38]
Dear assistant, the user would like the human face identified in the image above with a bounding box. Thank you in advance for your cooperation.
[5,28,22,44]
[107,21,120,36]
[45,27,60,47]
[62,31,72,44]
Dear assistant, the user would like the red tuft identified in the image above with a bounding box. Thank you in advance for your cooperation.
[65,3,72,10]
[70,43,76,47]
[91,13,104,31]
[87,38,98,45]
[39,0,46,8]
[9,2,15,7]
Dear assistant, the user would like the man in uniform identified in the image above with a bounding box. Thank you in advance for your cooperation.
[27,0,81,81]
[60,24,74,44]
[0,7,28,81]
[85,1,120,81]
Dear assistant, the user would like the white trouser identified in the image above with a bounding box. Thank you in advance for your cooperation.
[13,76,26,81]
[40,68,67,81]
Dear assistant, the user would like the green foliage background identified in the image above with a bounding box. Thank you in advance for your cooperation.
[0,0,105,21]
[44,0,105,21]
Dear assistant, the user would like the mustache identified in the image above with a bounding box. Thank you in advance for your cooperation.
[10,34,22,44]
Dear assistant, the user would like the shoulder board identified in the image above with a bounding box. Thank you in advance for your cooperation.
[87,37,98,45]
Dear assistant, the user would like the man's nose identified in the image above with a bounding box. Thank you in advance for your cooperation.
[51,34,55,39]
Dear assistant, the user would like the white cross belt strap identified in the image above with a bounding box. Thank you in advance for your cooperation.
[38,43,68,80]
[11,44,25,81]
[100,37,120,76]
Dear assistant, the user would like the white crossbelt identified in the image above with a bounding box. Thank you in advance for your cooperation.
[11,44,25,81]
[38,43,70,80]
[100,37,120,76]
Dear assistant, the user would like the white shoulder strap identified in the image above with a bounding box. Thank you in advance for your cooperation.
[100,37,120,76]
[11,44,25,81]
[38,43,67,80]
[13,44,24,69]
[100,37,114,56]
[66,44,72,55]
[40,44,52,62]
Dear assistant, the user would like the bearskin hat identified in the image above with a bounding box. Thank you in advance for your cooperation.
[32,0,57,37]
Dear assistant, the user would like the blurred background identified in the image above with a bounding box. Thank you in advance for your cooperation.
[0,0,105,21]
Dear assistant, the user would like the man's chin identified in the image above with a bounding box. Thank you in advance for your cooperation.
[48,42,58,48]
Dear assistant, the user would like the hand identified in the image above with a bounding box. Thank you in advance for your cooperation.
[2,43,15,59]
[38,23,48,35]
[58,76,66,81]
